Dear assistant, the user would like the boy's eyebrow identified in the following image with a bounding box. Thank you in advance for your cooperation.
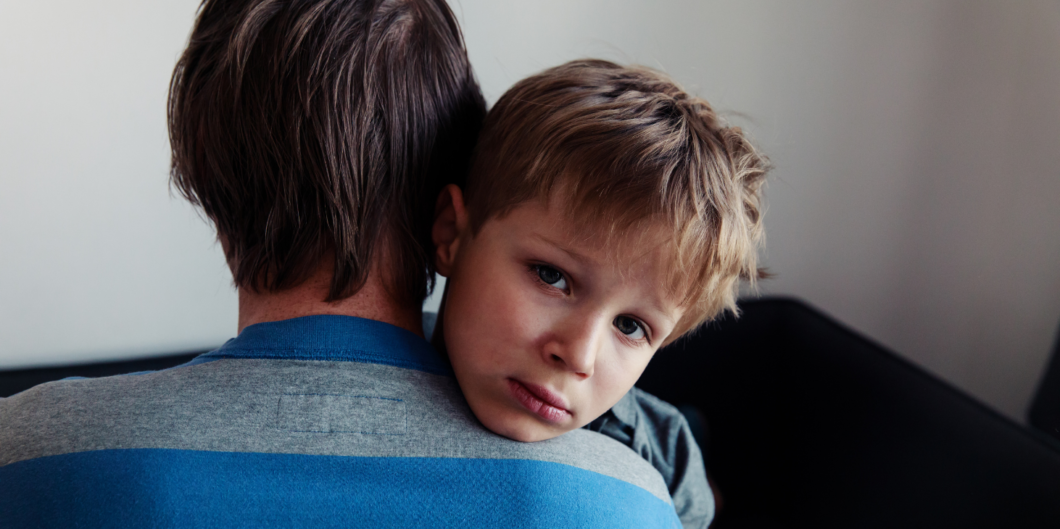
[530,233,596,266]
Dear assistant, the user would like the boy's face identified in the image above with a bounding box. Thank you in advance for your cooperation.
[434,187,685,442]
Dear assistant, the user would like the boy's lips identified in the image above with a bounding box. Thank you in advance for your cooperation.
[507,378,571,424]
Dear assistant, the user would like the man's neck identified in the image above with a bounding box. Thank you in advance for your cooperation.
[236,261,423,337]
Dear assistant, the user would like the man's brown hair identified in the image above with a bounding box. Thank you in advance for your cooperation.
[465,59,768,339]
[169,0,485,305]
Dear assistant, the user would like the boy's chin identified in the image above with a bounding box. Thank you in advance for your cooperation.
[480,412,570,443]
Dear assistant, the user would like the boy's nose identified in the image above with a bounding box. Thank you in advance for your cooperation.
[541,317,604,379]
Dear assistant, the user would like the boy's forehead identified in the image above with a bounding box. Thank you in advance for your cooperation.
[507,193,667,257]
[550,192,675,261]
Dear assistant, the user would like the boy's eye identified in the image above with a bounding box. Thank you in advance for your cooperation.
[613,316,646,340]
[534,265,568,291]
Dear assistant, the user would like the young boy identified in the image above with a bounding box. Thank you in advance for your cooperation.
[429,59,769,528]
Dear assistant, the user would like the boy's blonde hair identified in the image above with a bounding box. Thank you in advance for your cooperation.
[464,59,768,340]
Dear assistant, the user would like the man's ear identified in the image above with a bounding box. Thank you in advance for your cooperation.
[432,184,469,277]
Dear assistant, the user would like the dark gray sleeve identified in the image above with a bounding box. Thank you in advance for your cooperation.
[598,388,715,529]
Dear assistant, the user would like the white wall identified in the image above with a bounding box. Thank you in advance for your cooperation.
[2,1,1058,422]
[0,1,236,366]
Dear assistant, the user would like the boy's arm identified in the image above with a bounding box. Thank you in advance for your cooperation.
[664,412,713,529]
[585,387,715,529]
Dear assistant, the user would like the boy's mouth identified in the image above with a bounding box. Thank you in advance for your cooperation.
[507,378,571,424]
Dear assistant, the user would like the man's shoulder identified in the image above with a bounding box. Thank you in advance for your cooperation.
[0,358,215,466]
[1,357,680,527]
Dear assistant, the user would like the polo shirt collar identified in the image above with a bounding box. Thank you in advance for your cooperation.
[608,389,639,427]
[201,315,451,376]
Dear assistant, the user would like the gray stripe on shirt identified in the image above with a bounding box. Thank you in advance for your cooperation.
[0,358,671,503]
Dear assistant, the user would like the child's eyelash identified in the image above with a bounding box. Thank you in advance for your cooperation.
[528,263,569,293]
[616,316,652,345]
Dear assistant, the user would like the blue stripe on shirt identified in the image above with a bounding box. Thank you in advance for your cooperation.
[202,315,452,375]
[0,448,680,528]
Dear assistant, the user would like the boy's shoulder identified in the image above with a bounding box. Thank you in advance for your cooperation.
[587,387,716,529]
[620,387,683,425]
[589,387,693,471]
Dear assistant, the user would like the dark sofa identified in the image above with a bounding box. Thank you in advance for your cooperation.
[3,297,1059,527]
[637,298,1060,528]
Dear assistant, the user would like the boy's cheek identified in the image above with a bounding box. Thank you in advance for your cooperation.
[478,277,539,339]
[449,283,526,367]
[597,356,652,405]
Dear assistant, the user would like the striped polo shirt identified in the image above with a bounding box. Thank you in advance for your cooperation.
[0,315,680,527]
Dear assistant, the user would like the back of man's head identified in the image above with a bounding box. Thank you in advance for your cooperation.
[169,0,485,306]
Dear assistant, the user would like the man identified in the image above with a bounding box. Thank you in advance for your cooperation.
[0,1,680,526]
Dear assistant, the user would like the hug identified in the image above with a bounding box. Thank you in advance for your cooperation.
[1,0,762,526]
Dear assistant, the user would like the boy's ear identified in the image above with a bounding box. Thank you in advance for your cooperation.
[432,184,469,277]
